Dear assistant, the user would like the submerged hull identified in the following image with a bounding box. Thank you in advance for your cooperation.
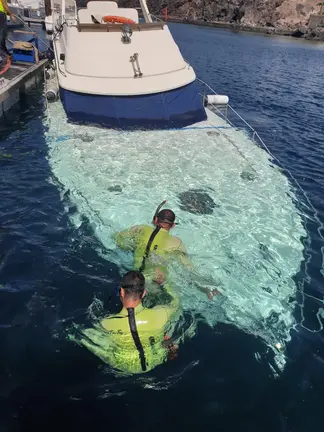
[46,103,306,370]
[59,81,207,129]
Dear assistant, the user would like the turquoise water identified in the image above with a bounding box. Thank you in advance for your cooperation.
[46,100,305,368]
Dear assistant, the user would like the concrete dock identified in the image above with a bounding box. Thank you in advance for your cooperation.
[0,59,48,117]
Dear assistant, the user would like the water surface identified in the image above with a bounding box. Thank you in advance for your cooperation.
[0,24,324,431]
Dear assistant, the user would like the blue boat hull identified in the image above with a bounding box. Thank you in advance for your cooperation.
[59,81,207,130]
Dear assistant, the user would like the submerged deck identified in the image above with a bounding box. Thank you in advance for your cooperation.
[0,59,47,117]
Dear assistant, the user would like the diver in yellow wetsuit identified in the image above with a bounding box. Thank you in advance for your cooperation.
[69,271,182,374]
[115,201,220,299]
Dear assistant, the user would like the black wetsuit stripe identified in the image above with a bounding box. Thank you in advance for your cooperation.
[139,226,161,273]
[127,307,147,371]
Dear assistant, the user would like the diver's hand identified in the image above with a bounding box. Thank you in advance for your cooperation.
[163,335,178,360]
[10,14,17,22]
[202,287,221,300]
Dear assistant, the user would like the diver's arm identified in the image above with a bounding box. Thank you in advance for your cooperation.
[2,0,12,15]
[179,253,194,269]
[175,241,195,269]
[176,242,220,299]
[195,283,220,300]
[186,267,221,300]
[114,225,143,251]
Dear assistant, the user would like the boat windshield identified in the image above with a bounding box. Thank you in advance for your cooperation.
[58,0,154,23]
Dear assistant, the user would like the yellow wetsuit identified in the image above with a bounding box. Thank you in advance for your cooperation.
[115,225,187,280]
[69,284,180,374]
[0,0,6,14]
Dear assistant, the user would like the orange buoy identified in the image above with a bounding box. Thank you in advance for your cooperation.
[103,15,136,24]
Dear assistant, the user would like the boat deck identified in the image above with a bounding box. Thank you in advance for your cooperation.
[0,59,47,117]
[23,17,45,29]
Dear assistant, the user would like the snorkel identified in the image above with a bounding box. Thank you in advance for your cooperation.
[152,200,167,224]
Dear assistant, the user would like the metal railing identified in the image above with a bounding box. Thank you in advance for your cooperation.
[197,77,258,141]
[197,76,324,243]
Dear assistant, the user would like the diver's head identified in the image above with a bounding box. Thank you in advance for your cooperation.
[120,270,146,307]
[154,209,176,231]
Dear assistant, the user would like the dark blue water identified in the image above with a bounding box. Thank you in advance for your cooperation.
[1,24,324,431]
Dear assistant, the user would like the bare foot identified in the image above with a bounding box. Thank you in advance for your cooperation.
[163,336,179,360]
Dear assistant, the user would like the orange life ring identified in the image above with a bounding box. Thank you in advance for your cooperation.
[103,15,135,24]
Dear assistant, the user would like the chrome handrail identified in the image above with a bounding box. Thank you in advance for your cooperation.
[197,76,324,243]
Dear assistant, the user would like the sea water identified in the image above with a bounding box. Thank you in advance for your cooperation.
[45,101,306,367]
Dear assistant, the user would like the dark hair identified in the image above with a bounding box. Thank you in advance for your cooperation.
[157,209,175,224]
[121,271,145,299]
